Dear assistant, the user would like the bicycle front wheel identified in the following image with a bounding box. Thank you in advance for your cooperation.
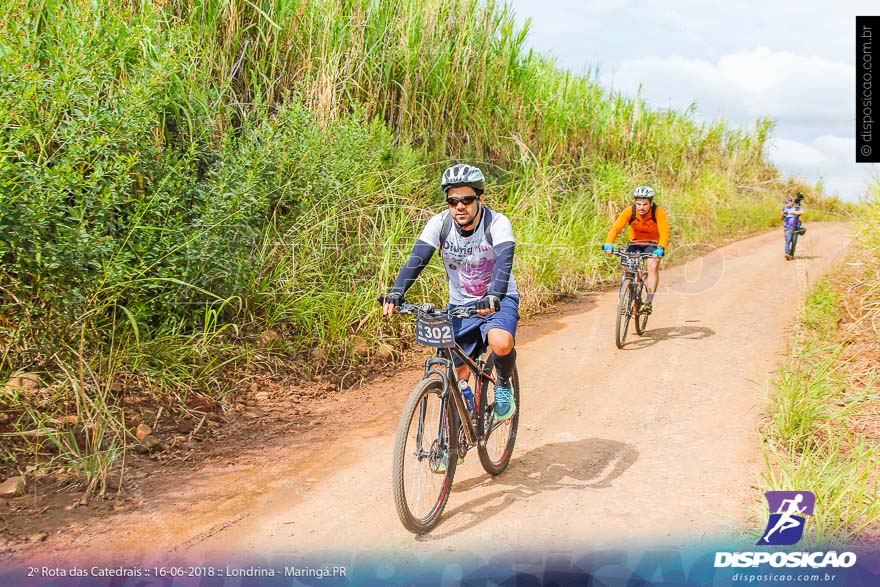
[635,281,649,335]
[615,278,633,348]
[392,377,458,534]
[477,362,520,475]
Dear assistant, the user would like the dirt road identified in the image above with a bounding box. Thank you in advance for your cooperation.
[10,223,854,563]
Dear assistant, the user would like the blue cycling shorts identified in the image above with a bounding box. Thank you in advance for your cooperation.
[449,294,520,366]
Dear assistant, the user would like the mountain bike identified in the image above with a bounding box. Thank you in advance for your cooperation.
[612,249,655,348]
[382,299,520,534]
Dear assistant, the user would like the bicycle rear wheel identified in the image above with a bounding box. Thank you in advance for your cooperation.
[615,278,633,348]
[634,281,649,335]
[392,377,458,534]
[477,361,520,475]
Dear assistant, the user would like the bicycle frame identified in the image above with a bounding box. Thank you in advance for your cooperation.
[616,251,651,313]
[626,259,647,309]
[422,345,493,447]
[383,298,506,456]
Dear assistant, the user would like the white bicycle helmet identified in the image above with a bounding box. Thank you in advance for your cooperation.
[441,164,485,195]
[633,185,655,199]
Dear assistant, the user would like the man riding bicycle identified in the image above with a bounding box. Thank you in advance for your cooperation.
[602,186,670,315]
[382,164,519,423]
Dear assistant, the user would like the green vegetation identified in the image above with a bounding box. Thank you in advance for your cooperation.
[759,193,880,545]
[0,0,847,491]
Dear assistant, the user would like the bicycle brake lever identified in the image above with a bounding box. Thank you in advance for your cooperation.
[449,307,473,319]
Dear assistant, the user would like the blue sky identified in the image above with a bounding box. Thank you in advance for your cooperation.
[508,0,878,202]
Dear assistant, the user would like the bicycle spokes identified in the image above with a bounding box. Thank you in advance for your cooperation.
[394,380,454,532]
[476,373,518,476]
[428,439,445,473]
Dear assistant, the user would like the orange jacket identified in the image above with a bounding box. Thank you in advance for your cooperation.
[605,204,670,248]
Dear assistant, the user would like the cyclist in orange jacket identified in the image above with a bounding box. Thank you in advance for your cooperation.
[602,186,670,315]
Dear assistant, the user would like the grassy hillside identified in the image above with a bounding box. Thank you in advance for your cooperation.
[0,0,847,490]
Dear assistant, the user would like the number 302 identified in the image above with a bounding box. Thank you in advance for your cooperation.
[422,325,451,339]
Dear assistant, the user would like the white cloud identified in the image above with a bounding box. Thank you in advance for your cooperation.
[602,48,853,134]
[509,1,875,71]
[769,137,841,171]
[601,48,877,201]
[507,1,880,201]
[768,136,877,200]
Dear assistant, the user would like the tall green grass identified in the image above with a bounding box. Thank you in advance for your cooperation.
[164,0,776,178]
[0,0,847,489]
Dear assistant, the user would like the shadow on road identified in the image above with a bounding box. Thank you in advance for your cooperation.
[419,438,637,541]
[622,325,715,350]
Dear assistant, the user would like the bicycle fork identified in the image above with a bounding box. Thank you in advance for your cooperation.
[629,272,643,316]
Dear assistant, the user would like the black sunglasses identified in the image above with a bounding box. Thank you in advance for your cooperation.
[446,195,478,207]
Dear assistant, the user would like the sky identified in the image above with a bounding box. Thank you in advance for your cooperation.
[507,0,878,202]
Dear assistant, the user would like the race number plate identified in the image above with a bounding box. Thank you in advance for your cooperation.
[621,257,641,271]
[415,315,455,348]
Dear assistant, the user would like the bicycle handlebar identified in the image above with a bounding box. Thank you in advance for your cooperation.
[377,297,481,319]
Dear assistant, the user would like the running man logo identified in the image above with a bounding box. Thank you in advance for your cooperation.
[757,491,816,546]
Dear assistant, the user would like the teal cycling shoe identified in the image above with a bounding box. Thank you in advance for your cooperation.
[493,384,516,421]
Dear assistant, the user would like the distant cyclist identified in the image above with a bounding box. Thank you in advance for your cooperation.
[382,164,519,423]
[781,193,805,260]
[602,186,670,315]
